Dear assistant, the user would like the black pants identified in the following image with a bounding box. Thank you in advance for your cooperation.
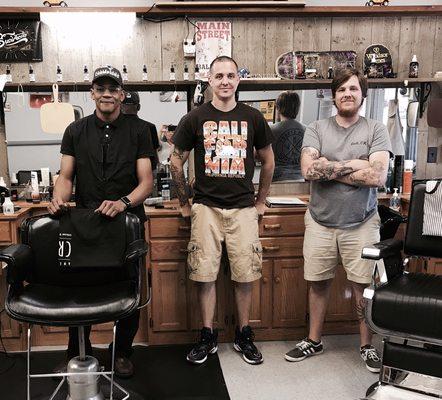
[68,308,140,359]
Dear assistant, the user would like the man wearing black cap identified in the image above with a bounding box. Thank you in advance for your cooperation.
[48,66,156,378]
[121,91,160,168]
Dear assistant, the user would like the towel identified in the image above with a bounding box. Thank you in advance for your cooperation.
[422,180,442,237]
[58,209,126,269]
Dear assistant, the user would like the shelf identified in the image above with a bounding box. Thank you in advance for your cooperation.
[0,5,441,18]
[1,78,439,93]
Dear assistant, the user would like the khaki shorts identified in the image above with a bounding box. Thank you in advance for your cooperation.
[187,203,262,283]
[303,209,381,284]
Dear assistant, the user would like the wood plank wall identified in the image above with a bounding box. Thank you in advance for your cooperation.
[0,14,441,181]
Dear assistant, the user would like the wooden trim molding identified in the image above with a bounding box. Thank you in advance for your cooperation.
[0,5,441,17]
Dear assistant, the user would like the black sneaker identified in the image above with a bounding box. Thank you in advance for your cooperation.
[233,326,263,365]
[360,345,381,373]
[186,327,218,364]
[284,338,323,362]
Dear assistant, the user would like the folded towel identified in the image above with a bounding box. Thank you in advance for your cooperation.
[422,180,442,237]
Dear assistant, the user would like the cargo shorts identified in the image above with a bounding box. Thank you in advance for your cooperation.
[303,209,381,285]
[187,203,263,283]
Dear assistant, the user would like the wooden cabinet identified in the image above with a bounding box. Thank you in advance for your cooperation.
[146,207,310,344]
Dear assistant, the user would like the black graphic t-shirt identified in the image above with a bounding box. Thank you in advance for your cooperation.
[173,102,273,209]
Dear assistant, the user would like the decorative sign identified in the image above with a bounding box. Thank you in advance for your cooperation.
[0,19,42,62]
[363,44,392,71]
[195,21,232,80]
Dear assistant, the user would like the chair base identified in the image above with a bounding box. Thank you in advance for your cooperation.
[364,383,440,400]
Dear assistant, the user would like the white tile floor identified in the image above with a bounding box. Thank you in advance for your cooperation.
[218,334,382,400]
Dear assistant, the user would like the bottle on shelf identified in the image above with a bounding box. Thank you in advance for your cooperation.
[389,188,401,212]
[56,64,63,82]
[29,65,35,82]
[169,64,176,81]
[5,65,12,82]
[2,197,14,215]
[409,55,419,78]
[194,64,200,80]
[367,54,378,78]
[402,159,414,195]
[183,64,189,81]
[83,65,90,81]
[142,64,148,81]
[327,66,333,79]
[122,64,128,81]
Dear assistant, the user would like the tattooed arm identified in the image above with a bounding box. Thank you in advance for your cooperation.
[335,151,390,188]
[170,146,191,217]
[301,147,370,182]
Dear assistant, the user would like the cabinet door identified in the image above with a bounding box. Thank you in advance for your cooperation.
[151,262,188,332]
[273,258,307,328]
[325,265,358,322]
[249,259,272,329]
[427,258,442,275]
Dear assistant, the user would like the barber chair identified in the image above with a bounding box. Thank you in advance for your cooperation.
[0,211,149,400]
[361,179,442,400]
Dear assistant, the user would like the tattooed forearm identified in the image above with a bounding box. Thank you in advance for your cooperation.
[170,147,190,206]
[306,159,355,181]
[340,159,387,187]
[356,298,367,323]
[172,147,185,160]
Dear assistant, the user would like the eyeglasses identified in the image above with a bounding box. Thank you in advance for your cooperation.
[93,85,122,95]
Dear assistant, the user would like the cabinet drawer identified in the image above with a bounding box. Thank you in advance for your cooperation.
[259,214,305,237]
[149,217,191,238]
[0,221,12,243]
[261,237,303,258]
[150,239,189,261]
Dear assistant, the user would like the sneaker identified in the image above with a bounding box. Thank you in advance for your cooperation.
[360,345,382,373]
[284,338,323,362]
[233,325,263,365]
[186,327,218,364]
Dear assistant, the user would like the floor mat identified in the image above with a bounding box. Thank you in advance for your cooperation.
[0,344,230,400]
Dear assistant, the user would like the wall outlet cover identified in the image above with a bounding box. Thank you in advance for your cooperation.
[183,40,196,57]
[427,147,438,163]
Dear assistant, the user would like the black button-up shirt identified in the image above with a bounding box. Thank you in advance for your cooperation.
[61,111,155,222]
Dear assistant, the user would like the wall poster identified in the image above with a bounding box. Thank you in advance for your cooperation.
[0,18,42,62]
[195,21,232,80]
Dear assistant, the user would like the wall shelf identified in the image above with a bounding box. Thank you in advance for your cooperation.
[2,78,440,93]
[0,5,441,18]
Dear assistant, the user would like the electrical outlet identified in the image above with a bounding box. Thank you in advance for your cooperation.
[183,39,196,58]
[427,147,438,163]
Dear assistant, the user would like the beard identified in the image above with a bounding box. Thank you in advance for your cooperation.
[337,107,360,118]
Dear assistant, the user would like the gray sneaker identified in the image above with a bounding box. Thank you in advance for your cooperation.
[360,345,382,373]
[284,338,323,362]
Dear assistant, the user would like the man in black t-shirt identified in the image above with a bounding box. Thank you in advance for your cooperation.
[171,56,274,365]
[48,66,155,378]
[121,91,160,169]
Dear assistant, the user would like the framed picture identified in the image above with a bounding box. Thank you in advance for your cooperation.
[241,99,275,123]
[0,18,42,62]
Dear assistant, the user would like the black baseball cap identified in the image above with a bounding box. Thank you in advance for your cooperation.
[123,91,140,105]
[92,66,123,87]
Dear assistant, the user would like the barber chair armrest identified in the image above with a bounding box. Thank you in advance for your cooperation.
[361,238,403,260]
[0,244,33,284]
[125,239,148,262]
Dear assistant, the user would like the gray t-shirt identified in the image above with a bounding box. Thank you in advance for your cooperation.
[302,116,392,228]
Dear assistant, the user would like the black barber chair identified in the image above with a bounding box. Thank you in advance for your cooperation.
[362,179,442,400]
[0,211,148,400]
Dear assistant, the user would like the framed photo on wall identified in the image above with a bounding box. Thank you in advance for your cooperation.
[0,18,43,62]
[241,99,275,123]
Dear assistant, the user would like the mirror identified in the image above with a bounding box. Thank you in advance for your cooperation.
[3,86,416,190]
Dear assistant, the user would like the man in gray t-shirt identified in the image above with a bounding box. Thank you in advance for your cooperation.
[284,68,391,374]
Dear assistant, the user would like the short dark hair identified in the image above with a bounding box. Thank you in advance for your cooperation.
[276,91,300,119]
[209,56,239,73]
[331,68,368,99]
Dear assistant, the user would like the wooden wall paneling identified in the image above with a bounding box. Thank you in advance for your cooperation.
[160,19,187,81]
[398,17,437,79]
[32,19,60,82]
[331,17,372,71]
[119,18,146,82]
[0,124,9,186]
[432,17,442,75]
[139,21,163,81]
[232,19,266,75]
[293,17,332,52]
[370,17,401,77]
[264,18,294,75]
